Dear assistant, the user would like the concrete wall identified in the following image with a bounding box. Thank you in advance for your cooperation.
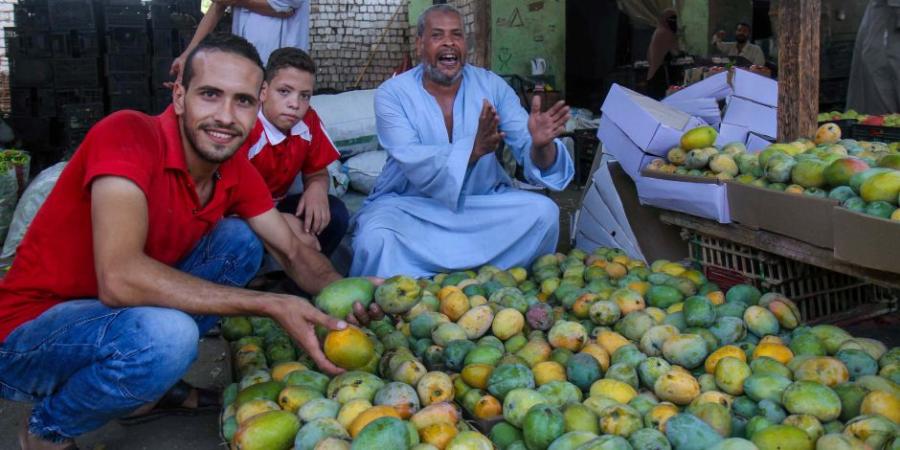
[490,0,566,91]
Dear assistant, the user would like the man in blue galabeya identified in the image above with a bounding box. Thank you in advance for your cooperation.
[350,4,575,278]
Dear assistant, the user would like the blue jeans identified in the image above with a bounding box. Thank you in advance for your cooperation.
[0,218,263,443]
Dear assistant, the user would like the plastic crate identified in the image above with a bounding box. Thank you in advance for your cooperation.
[104,54,149,73]
[819,78,849,108]
[151,56,175,87]
[687,231,898,324]
[149,0,201,29]
[48,0,97,31]
[152,27,191,57]
[5,28,53,58]
[13,0,50,31]
[106,74,149,101]
[62,127,91,153]
[102,3,148,28]
[7,117,54,151]
[152,89,173,114]
[55,88,103,104]
[9,58,54,87]
[105,27,150,54]
[820,40,855,80]
[109,95,152,113]
[53,58,101,88]
[50,30,100,58]
[10,88,56,118]
[60,102,104,130]
[850,124,900,143]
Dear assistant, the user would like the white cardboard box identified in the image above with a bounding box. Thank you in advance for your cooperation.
[723,95,777,139]
[732,68,778,107]
[601,84,706,157]
[663,70,733,103]
[635,174,731,223]
[596,115,656,180]
[746,132,775,152]
[715,122,751,147]
[663,98,721,127]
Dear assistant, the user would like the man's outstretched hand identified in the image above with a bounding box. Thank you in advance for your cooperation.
[268,295,348,375]
[471,99,505,165]
[528,95,570,150]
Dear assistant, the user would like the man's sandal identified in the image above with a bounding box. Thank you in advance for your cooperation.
[118,380,221,426]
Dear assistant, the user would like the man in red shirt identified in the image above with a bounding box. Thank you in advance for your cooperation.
[0,35,366,449]
[242,47,349,259]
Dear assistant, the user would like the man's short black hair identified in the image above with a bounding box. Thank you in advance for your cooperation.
[737,22,752,30]
[265,47,316,82]
[182,33,264,89]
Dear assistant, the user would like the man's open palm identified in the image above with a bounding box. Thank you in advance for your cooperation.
[528,95,570,149]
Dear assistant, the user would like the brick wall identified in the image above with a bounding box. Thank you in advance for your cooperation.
[0,0,16,112]
[310,0,478,92]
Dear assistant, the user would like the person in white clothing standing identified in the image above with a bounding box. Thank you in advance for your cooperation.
[170,0,309,82]
[711,22,766,67]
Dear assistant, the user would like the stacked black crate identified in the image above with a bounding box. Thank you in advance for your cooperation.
[7,0,55,150]
[48,0,103,152]
[149,0,201,114]
[102,0,151,114]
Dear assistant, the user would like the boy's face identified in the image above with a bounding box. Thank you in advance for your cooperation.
[261,67,314,133]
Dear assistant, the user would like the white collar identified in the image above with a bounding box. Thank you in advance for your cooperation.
[258,110,312,145]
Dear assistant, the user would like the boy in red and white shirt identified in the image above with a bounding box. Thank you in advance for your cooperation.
[241,47,349,257]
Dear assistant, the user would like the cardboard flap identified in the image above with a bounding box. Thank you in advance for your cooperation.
[663,98,721,127]
[727,181,837,248]
[597,115,655,180]
[732,68,778,107]
[716,123,750,147]
[833,208,900,274]
[746,132,775,152]
[663,71,733,103]
[636,175,731,223]
[723,95,777,138]
[601,84,703,155]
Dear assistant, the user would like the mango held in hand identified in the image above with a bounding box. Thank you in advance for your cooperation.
[680,126,718,151]
[315,278,375,319]
[324,326,375,370]
[374,275,421,314]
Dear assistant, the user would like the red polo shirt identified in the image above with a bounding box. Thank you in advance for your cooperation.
[0,106,273,341]
[240,107,340,201]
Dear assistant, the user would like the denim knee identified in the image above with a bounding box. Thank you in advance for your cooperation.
[115,307,199,401]
[328,196,350,235]
[210,218,264,285]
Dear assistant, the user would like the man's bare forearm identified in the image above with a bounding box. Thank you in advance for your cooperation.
[270,239,342,295]
[530,142,557,170]
[98,252,288,317]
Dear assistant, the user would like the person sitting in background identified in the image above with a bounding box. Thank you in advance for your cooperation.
[712,22,766,67]
[239,47,349,274]
[349,4,574,278]
[646,8,680,100]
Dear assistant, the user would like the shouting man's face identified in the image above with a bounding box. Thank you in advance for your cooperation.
[418,10,466,87]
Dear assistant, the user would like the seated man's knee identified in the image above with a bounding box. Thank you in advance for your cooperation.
[215,218,263,273]
[533,195,560,226]
[354,224,393,255]
[120,308,199,380]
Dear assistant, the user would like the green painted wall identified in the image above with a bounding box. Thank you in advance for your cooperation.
[491,0,566,92]
[681,0,709,57]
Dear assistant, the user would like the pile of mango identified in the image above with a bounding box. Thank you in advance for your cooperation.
[648,125,900,221]
[220,247,899,450]
[818,110,900,128]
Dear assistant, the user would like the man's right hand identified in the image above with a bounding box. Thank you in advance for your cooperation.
[470,99,505,165]
[712,30,726,42]
[268,295,348,375]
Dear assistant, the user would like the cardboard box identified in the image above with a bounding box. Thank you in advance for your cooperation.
[637,169,731,223]
[716,123,750,147]
[663,98,721,127]
[833,208,900,274]
[574,158,688,262]
[727,181,838,248]
[732,68,778,107]
[601,84,706,157]
[723,95,777,139]
[746,132,775,152]
[596,115,656,180]
[663,70,732,103]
